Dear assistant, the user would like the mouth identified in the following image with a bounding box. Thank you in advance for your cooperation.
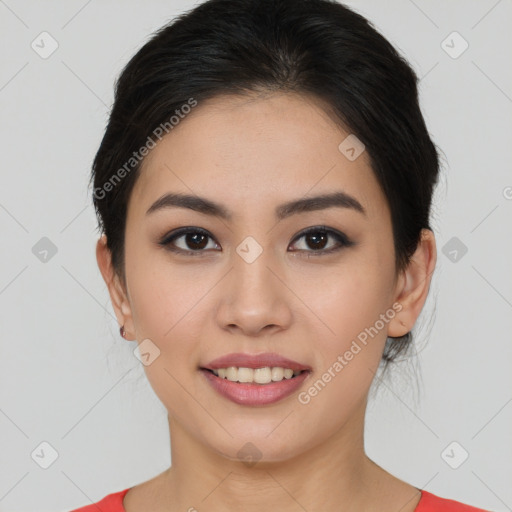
[199,366,311,407]
[199,353,312,406]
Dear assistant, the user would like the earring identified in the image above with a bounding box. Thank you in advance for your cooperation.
[120,325,126,338]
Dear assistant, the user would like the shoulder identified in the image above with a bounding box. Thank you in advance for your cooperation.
[69,487,131,512]
[416,490,491,512]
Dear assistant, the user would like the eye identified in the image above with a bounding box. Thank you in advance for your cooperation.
[288,225,354,257]
[158,225,354,257]
[159,227,220,256]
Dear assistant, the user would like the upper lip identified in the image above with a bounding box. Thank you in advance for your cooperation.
[202,352,312,372]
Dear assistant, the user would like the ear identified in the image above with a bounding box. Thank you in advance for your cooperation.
[96,234,135,340]
[387,228,437,337]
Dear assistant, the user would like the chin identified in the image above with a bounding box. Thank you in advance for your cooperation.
[205,432,311,467]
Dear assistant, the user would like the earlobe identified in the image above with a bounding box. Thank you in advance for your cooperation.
[387,229,437,338]
[96,234,134,339]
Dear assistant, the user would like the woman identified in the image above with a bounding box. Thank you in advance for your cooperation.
[72,0,490,510]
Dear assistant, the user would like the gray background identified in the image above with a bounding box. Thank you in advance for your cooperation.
[0,0,511,510]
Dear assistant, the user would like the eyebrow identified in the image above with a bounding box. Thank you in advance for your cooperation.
[145,191,366,220]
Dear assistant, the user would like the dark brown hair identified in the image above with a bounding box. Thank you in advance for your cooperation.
[89,0,441,371]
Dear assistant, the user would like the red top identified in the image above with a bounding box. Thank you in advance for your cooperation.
[69,487,490,511]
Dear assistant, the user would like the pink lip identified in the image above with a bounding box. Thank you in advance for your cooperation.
[203,352,312,372]
[199,352,312,406]
[200,368,310,406]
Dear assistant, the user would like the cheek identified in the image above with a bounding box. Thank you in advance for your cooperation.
[292,264,394,431]
[124,253,209,417]
[296,255,395,350]
[126,242,203,339]
[123,251,205,399]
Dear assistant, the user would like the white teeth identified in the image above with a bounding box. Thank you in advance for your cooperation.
[254,367,272,384]
[238,367,254,383]
[226,366,237,381]
[271,367,284,381]
[210,366,303,384]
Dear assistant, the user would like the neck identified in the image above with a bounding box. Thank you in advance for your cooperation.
[153,400,404,511]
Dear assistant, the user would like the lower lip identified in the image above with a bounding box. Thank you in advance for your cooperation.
[200,369,310,406]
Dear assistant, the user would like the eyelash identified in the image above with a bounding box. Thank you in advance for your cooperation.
[158,225,355,258]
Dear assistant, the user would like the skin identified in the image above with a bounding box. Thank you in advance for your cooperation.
[96,91,437,512]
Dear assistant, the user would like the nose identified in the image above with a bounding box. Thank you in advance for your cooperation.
[215,247,293,337]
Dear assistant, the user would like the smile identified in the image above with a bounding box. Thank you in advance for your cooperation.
[200,367,311,406]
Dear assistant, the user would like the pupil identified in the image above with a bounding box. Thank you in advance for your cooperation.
[307,232,327,250]
[187,233,207,250]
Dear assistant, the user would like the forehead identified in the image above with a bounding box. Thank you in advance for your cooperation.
[128,92,389,223]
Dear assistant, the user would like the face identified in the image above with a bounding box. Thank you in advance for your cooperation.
[99,92,418,464]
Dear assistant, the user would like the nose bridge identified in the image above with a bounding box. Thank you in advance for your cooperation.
[218,233,291,331]
[232,236,278,297]
[212,218,296,335]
